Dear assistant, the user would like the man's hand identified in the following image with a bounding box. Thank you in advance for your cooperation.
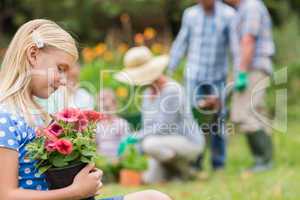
[235,34,254,92]
[198,96,220,111]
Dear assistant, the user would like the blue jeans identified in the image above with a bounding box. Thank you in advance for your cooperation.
[186,78,227,169]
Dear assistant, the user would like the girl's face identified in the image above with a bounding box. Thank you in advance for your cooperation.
[28,47,75,99]
[98,91,117,113]
[67,63,80,87]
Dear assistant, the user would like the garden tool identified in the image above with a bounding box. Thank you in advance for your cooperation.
[117,135,139,156]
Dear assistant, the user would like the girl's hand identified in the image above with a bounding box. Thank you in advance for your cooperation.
[71,164,103,198]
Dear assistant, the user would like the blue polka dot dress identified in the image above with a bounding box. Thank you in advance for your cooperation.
[0,106,124,200]
[0,108,48,190]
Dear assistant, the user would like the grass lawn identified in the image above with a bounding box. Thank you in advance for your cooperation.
[98,113,299,200]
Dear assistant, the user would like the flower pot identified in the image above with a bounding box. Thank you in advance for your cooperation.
[45,162,95,200]
[119,169,142,186]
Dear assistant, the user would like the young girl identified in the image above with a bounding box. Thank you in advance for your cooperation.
[96,89,130,161]
[0,19,171,200]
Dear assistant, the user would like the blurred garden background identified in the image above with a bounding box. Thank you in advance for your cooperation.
[0,0,300,199]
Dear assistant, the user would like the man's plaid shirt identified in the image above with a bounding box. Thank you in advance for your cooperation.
[168,2,235,82]
[231,0,275,75]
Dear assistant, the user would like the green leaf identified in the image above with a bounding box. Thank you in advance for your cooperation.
[38,165,51,175]
[40,153,48,160]
[81,149,95,157]
[80,156,91,163]
[94,154,109,169]
[74,137,90,147]
[52,156,68,167]
[63,151,80,162]
[120,145,148,171]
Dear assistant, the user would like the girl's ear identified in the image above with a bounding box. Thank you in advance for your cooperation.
[26,45,40,67]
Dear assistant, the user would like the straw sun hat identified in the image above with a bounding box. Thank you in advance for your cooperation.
[114,46,169,86]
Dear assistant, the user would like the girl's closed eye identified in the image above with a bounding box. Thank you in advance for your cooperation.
[57,64,68,74]
[57,66,64,73]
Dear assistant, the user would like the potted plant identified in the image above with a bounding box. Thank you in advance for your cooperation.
[119,144,148,186]
[26,108,104,200]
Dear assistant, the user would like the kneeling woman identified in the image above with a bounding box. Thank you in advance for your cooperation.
[115,47,205,183]
[0,19,171,200]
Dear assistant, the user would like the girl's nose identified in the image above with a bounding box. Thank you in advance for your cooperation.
[60,77,67,86]
[59,75,67,86]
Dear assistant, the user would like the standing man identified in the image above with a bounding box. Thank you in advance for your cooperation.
[226,0,275,172]
[168,0,235,171]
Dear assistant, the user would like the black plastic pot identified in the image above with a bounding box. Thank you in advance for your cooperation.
[45,162,95,200]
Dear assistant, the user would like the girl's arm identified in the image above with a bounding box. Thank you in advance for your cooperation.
[0,148,102,200]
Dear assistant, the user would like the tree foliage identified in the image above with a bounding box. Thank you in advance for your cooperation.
[0,0,299,45]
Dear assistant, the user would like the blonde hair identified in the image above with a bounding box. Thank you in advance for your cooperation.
[0,19,78,126]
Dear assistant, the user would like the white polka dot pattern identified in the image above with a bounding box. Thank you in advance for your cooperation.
[9,126,16,132]
[16,135,21,141]
[36,185,42,190]
[28,133,33,139]
[34,173,41,178]
[18,121,24,127]
[0,131,5,137]
[26,180,33,185]
[0,118,7,124]
[7,139,15,146]
[24,168,31,174]
[10,115,17,121]
[0,112,48,190]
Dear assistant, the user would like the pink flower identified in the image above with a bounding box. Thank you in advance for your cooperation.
[46,123,63,137]
[82,110,104,122]
[44,129,59,142]
[55,139,73,155]
[45,140,57,152]
[75,112,88,132]
[56,108,80,123]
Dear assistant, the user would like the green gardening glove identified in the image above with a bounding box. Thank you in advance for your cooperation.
[118,135,139,157]
[235,71,249,92]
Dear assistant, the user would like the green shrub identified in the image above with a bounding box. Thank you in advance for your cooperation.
[120,145,148,172]
[273,16,300,66]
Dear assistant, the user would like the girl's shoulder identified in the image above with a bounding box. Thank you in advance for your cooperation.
[0,110,21,126]
[0,106,27,127]
[0,108,33,151]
